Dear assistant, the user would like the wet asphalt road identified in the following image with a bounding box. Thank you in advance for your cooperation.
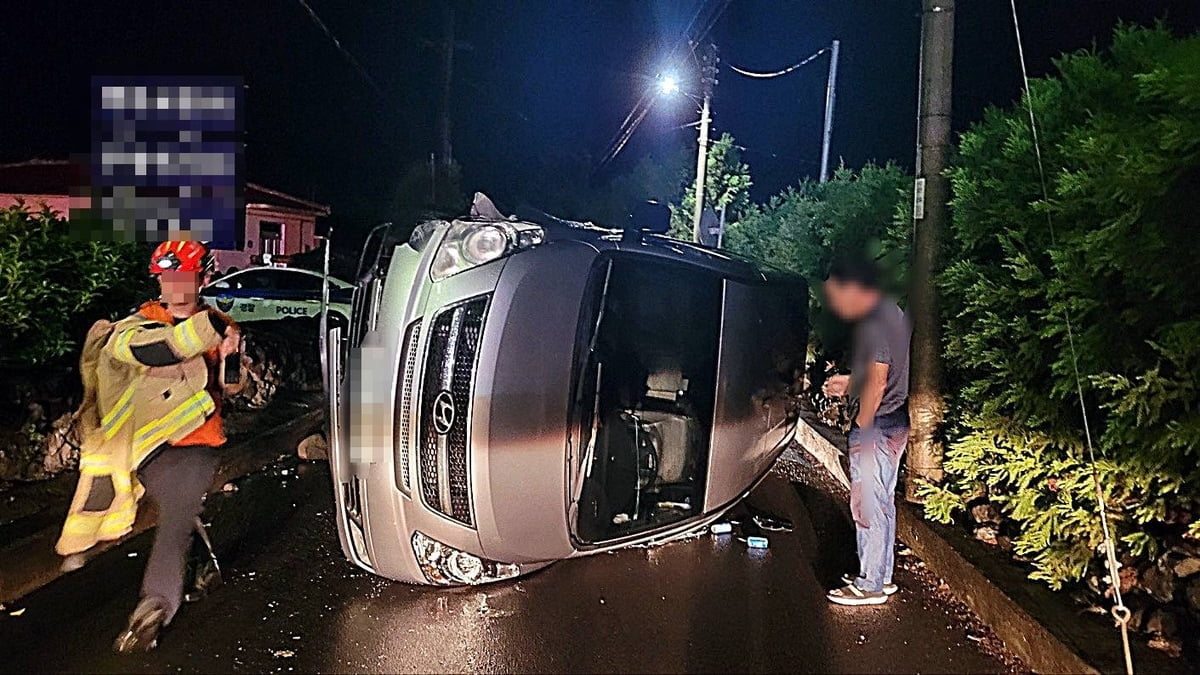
[0,459,1013,673]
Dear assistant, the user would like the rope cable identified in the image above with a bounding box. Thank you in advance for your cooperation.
[1008,2,1134,672]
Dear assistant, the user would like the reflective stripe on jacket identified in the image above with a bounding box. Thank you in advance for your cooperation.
[56,302,232,556]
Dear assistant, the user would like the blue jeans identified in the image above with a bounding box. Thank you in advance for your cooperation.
[848,420,909,593]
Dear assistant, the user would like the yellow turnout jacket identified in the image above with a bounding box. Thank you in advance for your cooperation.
[56,307,226,556]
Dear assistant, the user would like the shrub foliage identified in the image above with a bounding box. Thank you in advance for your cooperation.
[0,204,153,366]
[724,163,911,358]
[920,26,1200,588]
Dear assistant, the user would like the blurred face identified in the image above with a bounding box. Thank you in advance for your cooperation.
[823,278,879,321]
[158,270,202,306]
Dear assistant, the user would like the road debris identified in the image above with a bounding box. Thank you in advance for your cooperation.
[1148,635,1183,657]
[751,513,793,532]
[296,433,329,461]
[9,608,26,617]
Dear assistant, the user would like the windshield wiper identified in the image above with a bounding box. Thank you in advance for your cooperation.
[585,260,613,358]
[571,260,614,504]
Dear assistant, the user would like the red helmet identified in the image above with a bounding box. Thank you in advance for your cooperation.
[149,241,212,275]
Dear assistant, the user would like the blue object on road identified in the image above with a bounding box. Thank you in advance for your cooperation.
[746,536,769,549]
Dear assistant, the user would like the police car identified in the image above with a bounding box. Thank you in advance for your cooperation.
[200,267,353,326]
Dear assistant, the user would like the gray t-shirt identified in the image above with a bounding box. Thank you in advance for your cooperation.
[850,299,910,416]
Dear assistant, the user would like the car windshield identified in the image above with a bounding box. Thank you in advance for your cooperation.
[571,254,722,544]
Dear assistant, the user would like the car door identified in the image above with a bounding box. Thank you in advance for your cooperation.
[205,269,280,322]
[272,270,329,320]
[704,276,807,511]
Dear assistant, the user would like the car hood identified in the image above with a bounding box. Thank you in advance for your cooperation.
[471,241,600,564]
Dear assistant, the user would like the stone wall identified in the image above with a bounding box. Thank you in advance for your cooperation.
[0,320,324,484]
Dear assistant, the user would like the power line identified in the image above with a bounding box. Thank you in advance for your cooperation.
[728,47,828,79]
[295,0,386,100]
[600,88,655,165]
[598,0,730,166]
[602,103,654,167]
[690,0,731,53]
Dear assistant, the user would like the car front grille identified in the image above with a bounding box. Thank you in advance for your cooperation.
[418,296,489,526]
[394,319,422,493]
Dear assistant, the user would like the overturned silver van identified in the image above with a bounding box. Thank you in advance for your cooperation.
[325,197,807,585]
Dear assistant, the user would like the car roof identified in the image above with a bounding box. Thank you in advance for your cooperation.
[218,266,350,286]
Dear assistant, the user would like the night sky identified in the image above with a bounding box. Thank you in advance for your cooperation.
[2,1,1198,226]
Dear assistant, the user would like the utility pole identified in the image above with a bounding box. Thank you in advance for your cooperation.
[438,2,455,168]
[819,39,840,183]
[691,43,718,244]
[429,152,437,204]
[907,0,954,502]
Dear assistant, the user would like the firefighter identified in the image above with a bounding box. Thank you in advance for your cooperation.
[56,240,241,653]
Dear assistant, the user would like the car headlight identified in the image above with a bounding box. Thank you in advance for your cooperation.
[429,220,544,282]
[411,531,521,585]
[409,220,440,252]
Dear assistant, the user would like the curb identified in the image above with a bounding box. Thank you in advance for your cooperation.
[0,407,324,605]
[791,413,1099,674]
[894,502,1097,674]
[790,409,851,489]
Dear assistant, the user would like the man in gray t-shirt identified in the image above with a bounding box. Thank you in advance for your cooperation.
[849,299,910,418]
[820,259,911,606]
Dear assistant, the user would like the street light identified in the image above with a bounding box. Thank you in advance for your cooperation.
[654,46,717,244]
[657,74,681,96]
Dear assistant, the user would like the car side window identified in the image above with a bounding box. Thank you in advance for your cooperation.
[274,272,323,292]
[228,271,276,290]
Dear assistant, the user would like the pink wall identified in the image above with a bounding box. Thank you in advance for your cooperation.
[0,193,73,216]
[245,207,319,257]
[1,191,321,273]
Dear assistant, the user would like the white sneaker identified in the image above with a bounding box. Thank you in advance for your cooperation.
[827,583,888,606]
[841,573,898,595]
